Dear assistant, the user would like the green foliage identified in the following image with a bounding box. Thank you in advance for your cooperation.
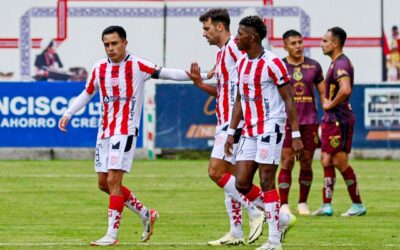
[0,160,399,249]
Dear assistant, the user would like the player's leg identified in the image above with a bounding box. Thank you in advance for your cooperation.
[331,121,366,216]
[312,122,336,216]
[255,128,284,250]
[297,124,319,215]
[278,147,294,214]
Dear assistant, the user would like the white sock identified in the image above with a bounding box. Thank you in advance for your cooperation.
[124,193,149,221]
[107,209,122,239]
[265,201,280,244]
[224,192,243,238]
[222,175,261,219]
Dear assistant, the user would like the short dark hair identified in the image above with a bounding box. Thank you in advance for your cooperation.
[282,29,302,40]
[392,25,398,31]
[328,26,347,48]
[239,16,267,40]
[199,8,230,31]
[102,26,127,41]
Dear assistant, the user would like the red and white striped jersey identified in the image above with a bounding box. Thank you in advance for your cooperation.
[236,50,289,137]
[84,54,156,139]
[214,36,244,127]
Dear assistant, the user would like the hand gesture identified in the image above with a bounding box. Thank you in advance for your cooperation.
[58,116,70,133]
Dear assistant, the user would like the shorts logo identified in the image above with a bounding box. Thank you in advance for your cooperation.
[259,148,268,159]
[330,136,340,148]
[111,155,119,165]
[215,135,225,145]
[314,134,319,145]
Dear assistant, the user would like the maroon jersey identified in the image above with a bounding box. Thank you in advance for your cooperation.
[322,54,355,123]
[283,57,323,125]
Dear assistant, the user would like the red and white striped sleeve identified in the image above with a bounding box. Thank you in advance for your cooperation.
[85,64,99,95]
[137,57,156,81]
[267,57,290,87]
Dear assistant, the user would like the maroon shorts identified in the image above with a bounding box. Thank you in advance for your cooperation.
[283,124,319,151]
[321,120,354,154]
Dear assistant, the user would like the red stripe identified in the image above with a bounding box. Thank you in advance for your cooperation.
[99,63,108,139]
[215,80,221,125]
[85,68,96,95]
[254,59,265,135]
[109,65,120,137]
[245,185,262,202]
[217,173,232,188]
[138,61,155,75]
[264,189,279,203]
[242,60,253,137]
[228,45,238,62]
[220,50,229,123]
[272,58,289,83]
[267,65,279,86]
[121,61,133,134]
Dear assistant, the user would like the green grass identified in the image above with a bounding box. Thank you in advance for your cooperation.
[0,159,399,249]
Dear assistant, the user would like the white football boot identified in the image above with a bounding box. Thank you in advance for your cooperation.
[208,232,244,246]
[90,234,118,246]
[141,209,159,242]
[255,240,283,250]
[248,210,265,244]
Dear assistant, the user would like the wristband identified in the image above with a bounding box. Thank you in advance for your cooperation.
[227,128,236,136]
[291,131,301,138]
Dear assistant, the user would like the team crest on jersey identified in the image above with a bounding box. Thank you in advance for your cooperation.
[293,67,303,81]
[259,148,269,159]
[329,136,340,148]
[242,74,250,84]
[111,78,119,86]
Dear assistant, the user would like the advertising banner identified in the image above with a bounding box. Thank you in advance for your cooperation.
[0,82,143,147]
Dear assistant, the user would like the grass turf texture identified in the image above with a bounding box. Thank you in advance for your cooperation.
[0,159,399,249]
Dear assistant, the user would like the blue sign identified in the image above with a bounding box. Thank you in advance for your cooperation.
[0,82,143,147]
[156,84,217,149]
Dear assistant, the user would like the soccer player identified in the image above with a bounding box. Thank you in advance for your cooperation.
[190,8,265,246]
[225,16,304,250]
[312,27,367,216]
[58,25,207,246]
[278,30,324,217]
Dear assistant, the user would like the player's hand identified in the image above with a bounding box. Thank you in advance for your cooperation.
[224,135,235,157]
[292,137,304,160]
[187,62,203,87]
[323,99,332,110]
[207,66,215,79]
[58,115,70,133]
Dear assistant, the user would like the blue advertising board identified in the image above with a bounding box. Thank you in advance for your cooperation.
[0,82,143,147]
[156,83,400,150]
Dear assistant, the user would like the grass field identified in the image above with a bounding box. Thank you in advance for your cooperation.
[0,159,399,250]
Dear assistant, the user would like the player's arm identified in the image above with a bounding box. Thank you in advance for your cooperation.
[189,62,217,97]
[224,91,242,157]
[316,80,325,107]
[278,83,304,160]
[58,90,95,132]
[153,66,208,81]
[322,76,351,110]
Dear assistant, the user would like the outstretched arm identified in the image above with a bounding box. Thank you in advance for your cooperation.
[189,62,217,97]
[156,67,208,81]
[58,90,94,132]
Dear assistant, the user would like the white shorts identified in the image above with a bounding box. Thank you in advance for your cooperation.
[211,126,242,164]
[94,134,137,173]
[235,125,285,165]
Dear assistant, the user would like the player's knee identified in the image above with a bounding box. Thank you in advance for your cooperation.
[281,155,295,170]
[235,178,252,194]
[98,182,109,193]
[208,163,225,183]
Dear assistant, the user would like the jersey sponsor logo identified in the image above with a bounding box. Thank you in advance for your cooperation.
[293,82,306,96]
[103,96,133,103]
[336,69,348,77]
[129,97,136,121]
[241,95,262,102]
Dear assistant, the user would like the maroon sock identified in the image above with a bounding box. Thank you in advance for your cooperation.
[323,166,335,204]
[278,168,292,204]
[341,166,362,203]
[298,169,313,203]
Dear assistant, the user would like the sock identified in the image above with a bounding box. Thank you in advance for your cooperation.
[121,185,148,220]
[224,192,243,238]
[245,184,265,210]
[264,189,280,244]
[217,173,260,219]
[107,195,124,239]
[323,166,336,204]
[341,166,362,203]
[298,169,313,203]
[278,168,292,205]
